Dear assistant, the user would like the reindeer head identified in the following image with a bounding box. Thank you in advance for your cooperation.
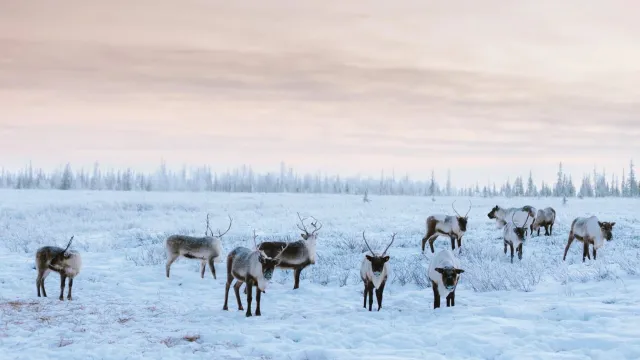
[511,212,530,242]
[363,231,395,277]
[598,221,615,241]
[487,205,500,219]
[51,235,74,266]
[205,214,233,238]
[434,267,464,291]
[452,200,471,232]
[296,212,322,242]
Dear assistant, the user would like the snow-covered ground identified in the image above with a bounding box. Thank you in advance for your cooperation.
[1,190,639,360]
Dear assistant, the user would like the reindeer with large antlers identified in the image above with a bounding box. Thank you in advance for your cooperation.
[223,231,289,317]
[35,235,82,301]
[256,212,322,289]
[421,200,471,253]
[165,214,231,279]
[360,231,395,311]
[502,212,530,263]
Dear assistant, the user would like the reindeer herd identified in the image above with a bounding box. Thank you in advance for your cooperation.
[33,201,617,317]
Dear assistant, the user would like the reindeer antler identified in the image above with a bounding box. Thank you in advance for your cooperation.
[216,215,233,238]
[512,211,530,229]
[274,243,290,262]
[362,231,376,256]
[381,233,396,256]
[465,200,472,217]
[205,213,213,236]
[62,235,74,253]
[296,212,310,235]
[309,216,322,235]
[252,230,258,249]
[452,200,461,217]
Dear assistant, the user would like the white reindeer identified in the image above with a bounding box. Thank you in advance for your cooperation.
[503,212,530,263]
[360,231,395,311]
[428,249,465,309]
[421,200,471,253]
[223,232,289,317]
[531,207,556,237]
[487,205,536,233]
[165,214,231,279]
[35,236,82,301]
[563,216,615,262]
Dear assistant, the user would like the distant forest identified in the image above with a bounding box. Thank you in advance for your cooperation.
[0,161,638,198]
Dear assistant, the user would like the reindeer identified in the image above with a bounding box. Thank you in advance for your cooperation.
[503,212,530,263]
[223,231,289,317]
[256,213,322,289]
[488,205,536,234]
[421,200,471,253]
[563,216,615,262]
[165,214,231,279]
[428,249,465,309]
[35,236,82,301]
[360,231,395,311]
[530,207,556,237]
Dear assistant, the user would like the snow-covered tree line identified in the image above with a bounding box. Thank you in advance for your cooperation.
[0,161,638,197]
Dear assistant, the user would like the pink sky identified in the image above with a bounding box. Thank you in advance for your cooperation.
[1,0,639,185]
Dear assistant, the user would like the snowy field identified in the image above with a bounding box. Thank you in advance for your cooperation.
[1,190,640,360]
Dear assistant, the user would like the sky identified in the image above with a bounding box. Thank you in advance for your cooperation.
[1,0,639,186]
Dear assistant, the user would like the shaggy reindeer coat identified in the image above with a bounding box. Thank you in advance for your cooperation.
[35,246,82,301]
[563,216,615,262]
[428,250,464,309]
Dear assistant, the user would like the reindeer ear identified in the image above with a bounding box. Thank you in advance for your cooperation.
[365,255,374,262]
[598,221,603,227]
[455,269,465,274]
[610,222,616,227]
[435,267,445,274]
[383,256,390,262]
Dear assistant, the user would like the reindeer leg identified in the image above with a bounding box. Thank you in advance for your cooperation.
[509,242,514,264]
[550,224,554,235]
[36,269,45,297]
[586,242,591,260]
[432,280,440,309]
[368,283,374,311]
[67,278,73,300]
[293,268,301,289]
[427,234,439,253]
[200,261,206,278]
[208,257,216,279]
[450,290,456,307]
[517,244,523,260]
[165,253,179,278]
[245,279,254,317]
[593,247,597,260]
[59,274,67,301]
[563,234,575,261]
[41,272,48,297]
[375,281,386,311]
[255,284,262,316]
[582,241,589,262]
[503,240,507,254]
[446,292,453,307]
[363,282,368,308]
[544,225,550,236]
[450,236,456,251]
[457,236,462,252]
[233,281,244,311]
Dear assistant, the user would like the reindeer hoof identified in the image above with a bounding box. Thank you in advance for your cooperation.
[255,311,261,316]
[67,296,72,301]
[59,296,64,301]
[238,306,244,311]
[246,312,252,317]
[223,306,228,311]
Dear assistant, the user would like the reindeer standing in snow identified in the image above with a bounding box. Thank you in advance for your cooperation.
[421,200,471,253]
[360,231,395,311]
[223,231,289,317]
[563,216,615,262]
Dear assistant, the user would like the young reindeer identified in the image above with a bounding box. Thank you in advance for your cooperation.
[488,205,536,233]
[360,231,395,311]
[35,236,82,301]
[428,249,465,309]
[165,214,231,279]
[531,207,556,237]
[563,216,615,262]
[256,213,322,289]
[503,212,530,263]
[223,231,289,317]
[421,200,471,253]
